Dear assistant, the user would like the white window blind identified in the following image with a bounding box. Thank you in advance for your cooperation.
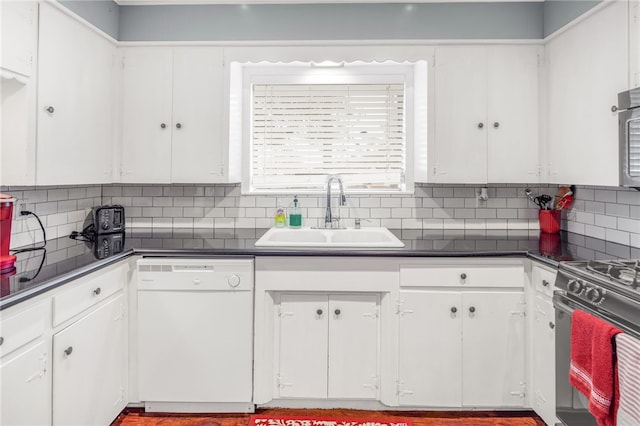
[251,83,406,191]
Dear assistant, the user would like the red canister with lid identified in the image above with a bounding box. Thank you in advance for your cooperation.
[0,194,17,273]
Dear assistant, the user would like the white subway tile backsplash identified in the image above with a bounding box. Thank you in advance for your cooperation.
[595,189,617,203]
[3,182,638,250]
[153,197,173,207]
[584,201,606,214]
[617,217,640,233]
[595,213,618,229]
[584,224,607,240]
[606,228,630,245]
[617,191,640,205]
[123,186,143,197]
[143,186,163,197]
[606,202,630,217]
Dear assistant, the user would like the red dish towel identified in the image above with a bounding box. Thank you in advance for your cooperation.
[569,310,622,426]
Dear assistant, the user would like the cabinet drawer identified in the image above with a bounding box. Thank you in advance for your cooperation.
[400,264,524,288]
[532,264,557,297]
[53,264,126,326]
[0,302,49,358]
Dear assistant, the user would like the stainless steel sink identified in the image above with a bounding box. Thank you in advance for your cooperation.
[255,227,404,248]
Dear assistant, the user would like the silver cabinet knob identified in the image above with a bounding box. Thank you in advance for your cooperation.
[160,123,166,129]
[549,322,555,329]
[477,122,484,129]
[64,346,73,356]
[542,280,549,287]
[493,122,500,128]
[93,287,101,296]
[45,106,55,114]
[176,123,182,129]
[316,309,323,315]
[334,309,341,316]
[460,273,467,280]
[469,306,476,313]
[611,105,618,112]
[450,307,457,314]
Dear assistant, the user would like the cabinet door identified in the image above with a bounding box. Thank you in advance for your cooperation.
[121,48,173,183]
[487,46,540,183]
[172,48,225,183]
[37,4,116,185]
[328,294,379,399]
[546,2,628,185]
[277,294,329,398]
[462,291,526,407]
[0,340,50,426]
[398,290,462,407]
[434,46,488,183]
[53,294,127,426]
[533,295,557,426]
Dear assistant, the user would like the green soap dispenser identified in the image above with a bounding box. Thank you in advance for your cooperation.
[289,195,302,228]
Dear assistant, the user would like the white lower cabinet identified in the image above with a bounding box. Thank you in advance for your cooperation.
[0,301,51,426]
[276,293,380,400]
[531,264,558,426]
[52,294,127,426]
[398,290,526,407]
[0,339,50,425]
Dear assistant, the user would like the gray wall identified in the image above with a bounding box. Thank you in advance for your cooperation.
[58,0,119,39]
[543,0,602,36]
[57,0,604,42]
[118,2,544,41]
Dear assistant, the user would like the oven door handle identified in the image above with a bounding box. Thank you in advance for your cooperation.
[553,292,640,340]
[552,292,598,316]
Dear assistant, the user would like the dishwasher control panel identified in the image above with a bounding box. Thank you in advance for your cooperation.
[137,258,254,291]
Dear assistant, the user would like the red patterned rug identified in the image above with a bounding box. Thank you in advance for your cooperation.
[249,415,412,426]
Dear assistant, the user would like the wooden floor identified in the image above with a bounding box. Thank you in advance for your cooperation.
[111,408,547,426]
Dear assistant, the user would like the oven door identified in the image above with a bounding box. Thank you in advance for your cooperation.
[553,292,599,426]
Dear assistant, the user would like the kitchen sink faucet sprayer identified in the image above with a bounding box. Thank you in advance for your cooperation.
[325,175,346,228]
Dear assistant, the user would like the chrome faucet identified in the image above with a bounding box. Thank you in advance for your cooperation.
[324,175,346,228]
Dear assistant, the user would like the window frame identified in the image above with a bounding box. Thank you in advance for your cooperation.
[233,60,426,195]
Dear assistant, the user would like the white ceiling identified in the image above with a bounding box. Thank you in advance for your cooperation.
[114,0,544,5]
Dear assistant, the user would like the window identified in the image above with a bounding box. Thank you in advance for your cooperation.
[231,60,427,194]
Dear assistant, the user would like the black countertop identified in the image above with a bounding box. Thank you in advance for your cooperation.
[2,228,638,310]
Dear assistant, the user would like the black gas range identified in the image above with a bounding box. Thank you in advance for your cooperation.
[555,259,640,334]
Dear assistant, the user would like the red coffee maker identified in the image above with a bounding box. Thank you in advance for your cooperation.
[0,194,17,273]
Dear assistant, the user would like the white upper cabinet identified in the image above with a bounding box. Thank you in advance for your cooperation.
[545,1,628,186]
[120,47,225,184]
[433,45,540,184]
[1,1,36,79]
[121,48,174,183]
[36,3,116,185]
[1,1,38,186]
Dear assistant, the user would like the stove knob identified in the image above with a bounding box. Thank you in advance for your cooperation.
[568,279,584,294]
[101,222,110,231]
[586,287,604,303]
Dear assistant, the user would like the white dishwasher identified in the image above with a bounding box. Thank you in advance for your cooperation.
[137,258,254,413]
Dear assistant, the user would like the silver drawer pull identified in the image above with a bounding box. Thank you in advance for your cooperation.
[93,287,101,296]
[542,280,549,287]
